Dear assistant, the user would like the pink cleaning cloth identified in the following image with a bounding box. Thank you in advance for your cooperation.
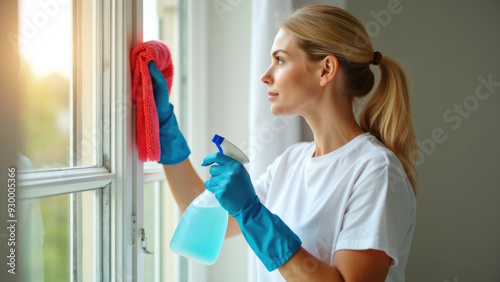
[131,40,174,162]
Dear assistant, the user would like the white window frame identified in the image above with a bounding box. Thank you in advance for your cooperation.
[18,0,150,281]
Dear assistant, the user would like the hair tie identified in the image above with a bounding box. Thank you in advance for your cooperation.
[370,51,382,65]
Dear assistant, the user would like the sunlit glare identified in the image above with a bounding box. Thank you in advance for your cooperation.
[143,0,159,41]
[19,0,72,78]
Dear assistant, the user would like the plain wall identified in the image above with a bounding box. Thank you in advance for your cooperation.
[347,1,500,281]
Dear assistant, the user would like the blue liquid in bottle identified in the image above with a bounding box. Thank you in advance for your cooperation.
[170,197,228,265]
[169,134,248,264]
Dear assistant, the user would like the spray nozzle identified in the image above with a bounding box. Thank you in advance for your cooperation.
[212,134,225,154]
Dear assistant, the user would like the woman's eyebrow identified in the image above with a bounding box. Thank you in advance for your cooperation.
[270,49,288,58]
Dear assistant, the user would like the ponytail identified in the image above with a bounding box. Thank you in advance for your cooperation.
[359,57,418,194]
[279,5,418,195]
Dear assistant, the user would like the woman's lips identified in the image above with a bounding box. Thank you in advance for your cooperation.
[268,92,278,101]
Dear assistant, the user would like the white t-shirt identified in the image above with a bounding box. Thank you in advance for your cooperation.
[248,133,417,282]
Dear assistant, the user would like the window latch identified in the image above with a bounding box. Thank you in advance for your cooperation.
[140,228,154,255]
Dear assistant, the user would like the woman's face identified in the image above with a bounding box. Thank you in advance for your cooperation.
[261,29,321,116]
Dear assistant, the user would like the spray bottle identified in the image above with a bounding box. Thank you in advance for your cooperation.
[170,134,249,265]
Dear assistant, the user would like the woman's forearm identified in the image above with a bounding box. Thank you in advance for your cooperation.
[279,248,344,282]
[279,248,391,282]
[162,158,205,212]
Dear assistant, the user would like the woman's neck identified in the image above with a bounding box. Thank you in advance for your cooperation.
[303,94,365,157]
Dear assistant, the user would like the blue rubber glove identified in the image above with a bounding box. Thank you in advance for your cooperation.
[148,61,190,165]
[202,153,302,271]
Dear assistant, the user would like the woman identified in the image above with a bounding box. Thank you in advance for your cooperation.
[149,5,417,282]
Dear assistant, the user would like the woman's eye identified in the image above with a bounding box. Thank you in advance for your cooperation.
[275,57,284,64]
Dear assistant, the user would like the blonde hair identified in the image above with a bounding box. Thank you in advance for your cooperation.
[279,5,418,194]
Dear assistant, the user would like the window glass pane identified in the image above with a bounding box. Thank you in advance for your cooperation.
[162,181,181,282]
[19,0,96,170]
[18,1,72,169]
[144,182,160,281]
[19,189,101,282]
[144,181,178,282]
[20,194,70,281]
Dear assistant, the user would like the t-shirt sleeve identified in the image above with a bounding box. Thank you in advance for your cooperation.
[334,164,416,267]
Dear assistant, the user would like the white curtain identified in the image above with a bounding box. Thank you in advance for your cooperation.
[247,0,345,280]
[248,0,297,181]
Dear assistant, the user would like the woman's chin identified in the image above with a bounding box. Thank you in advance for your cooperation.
[270,104,292,117]
[270,104,282,116]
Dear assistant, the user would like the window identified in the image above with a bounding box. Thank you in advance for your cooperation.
[19,0,111,281]
[18,0,184,281]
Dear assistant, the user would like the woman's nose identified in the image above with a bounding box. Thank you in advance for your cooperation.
[260,67,272,85]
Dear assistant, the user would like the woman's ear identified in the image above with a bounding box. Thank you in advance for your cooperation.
[319,55,338,86]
